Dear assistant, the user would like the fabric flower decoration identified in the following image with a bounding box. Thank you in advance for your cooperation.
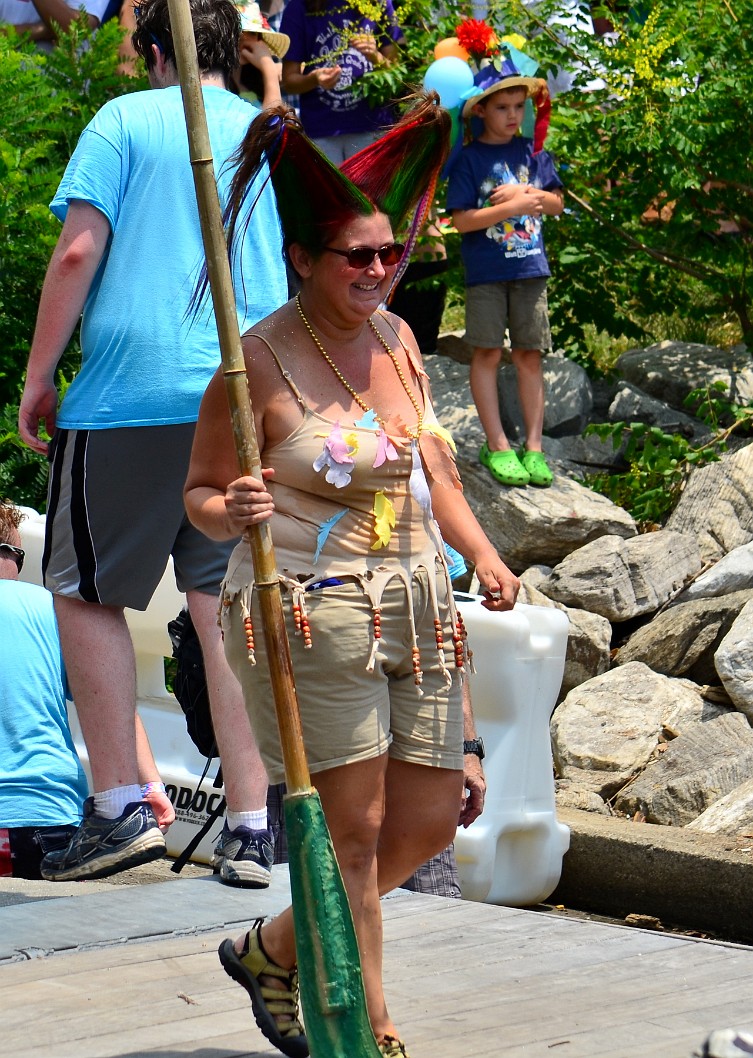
[313,422,355,488]
[371,490,396,550]
[354,409,380,430]
[373,429,399,469]
[456,18,497,62]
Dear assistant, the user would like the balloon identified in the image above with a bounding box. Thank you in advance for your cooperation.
[423,56,474,110]
[434,36,469,62]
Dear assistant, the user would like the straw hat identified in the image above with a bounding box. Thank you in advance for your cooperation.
[235,1,290,59]
[460,56,540,119]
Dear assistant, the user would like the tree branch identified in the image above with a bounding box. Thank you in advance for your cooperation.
[564,187,729,283]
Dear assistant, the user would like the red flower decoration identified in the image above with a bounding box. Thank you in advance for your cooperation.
[456,18,496,60]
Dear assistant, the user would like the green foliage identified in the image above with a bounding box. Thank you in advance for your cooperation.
[485,0,753,356]
[584,420,706,527]
[0,400,49,511]
[356,0,752,370]
[583,382,753,527]
[0,20,145,414]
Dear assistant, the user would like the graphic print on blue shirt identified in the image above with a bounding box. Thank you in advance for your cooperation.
[446,137,563,287]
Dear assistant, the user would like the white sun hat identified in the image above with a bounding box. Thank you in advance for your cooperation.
[235,1,290,59]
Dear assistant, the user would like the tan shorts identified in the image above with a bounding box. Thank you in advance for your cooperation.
[464,276,551,351]
[222,572,464,785]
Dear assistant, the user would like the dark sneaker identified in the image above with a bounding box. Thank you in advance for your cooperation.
[40,798,166,881]
[212,823,273,888]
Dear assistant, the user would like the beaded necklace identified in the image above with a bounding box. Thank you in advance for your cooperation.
[295,293,424,440]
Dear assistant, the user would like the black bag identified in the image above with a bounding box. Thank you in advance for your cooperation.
[167,607,218,758]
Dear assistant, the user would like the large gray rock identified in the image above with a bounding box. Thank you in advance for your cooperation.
[423,352,484,453]
[613,712,753,826]
[458,463,637,572]
[500,356,593,441]
[617,588,753,684]
[686,777,753,836]
[608,381,711,441]
[517,580,612,699]
[666,443,753,562]
[677,541,753,603]
[616,341,753,411]
[714,599,753,721]
[550,662,723,799]
[544,432,627,472]
[541,530,701,622]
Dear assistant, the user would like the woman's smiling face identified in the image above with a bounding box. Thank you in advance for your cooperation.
[311,211,397,316]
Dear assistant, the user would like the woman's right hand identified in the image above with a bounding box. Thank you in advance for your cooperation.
[224,468,276,534]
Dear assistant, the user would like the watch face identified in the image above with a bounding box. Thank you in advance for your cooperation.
[464,738,485,760]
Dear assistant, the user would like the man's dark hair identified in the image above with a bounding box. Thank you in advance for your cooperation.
[132,0,240,81]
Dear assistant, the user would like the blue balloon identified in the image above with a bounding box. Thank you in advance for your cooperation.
[423,56,474,110]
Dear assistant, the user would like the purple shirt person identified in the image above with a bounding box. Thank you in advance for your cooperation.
[281,0,403,162]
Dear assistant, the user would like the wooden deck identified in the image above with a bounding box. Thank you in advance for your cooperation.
[1,869,752,1058]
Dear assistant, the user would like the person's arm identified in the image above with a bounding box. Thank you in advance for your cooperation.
[28,0,101,40]
[2,19,54,41]
[184,357,275,542]
[135,714,175,832]
[18,201,111,455]
[452,182,548,234]
[281,57,342,95]
[459,680,486,827]
[350,32,397,67]
[239,36,282,108]
[116,0,138,77]
[431,480,519,611]
[542,186,564,216]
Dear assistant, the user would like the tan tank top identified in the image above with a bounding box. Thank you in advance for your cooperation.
[221,314,469,688]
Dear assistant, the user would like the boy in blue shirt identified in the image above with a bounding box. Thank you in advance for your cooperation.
[447,58,564,487]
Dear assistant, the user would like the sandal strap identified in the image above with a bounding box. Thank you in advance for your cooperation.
[240,922,305,1035]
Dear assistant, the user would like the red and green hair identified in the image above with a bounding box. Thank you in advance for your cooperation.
[224,92,451,269]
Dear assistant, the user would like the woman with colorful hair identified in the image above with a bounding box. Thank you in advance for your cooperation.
[184,93,519,1058]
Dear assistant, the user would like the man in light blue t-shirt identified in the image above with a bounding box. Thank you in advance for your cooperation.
[18,0,287,883]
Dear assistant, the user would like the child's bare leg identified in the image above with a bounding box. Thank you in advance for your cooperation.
[511,346,545,451]
[470,346,510,450]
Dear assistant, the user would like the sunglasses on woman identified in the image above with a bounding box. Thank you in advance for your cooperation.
[0,543,24,572]
[323,242,405,269]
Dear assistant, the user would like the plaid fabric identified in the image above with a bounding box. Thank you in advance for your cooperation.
[266,782,288,865]
[400,844,461,899]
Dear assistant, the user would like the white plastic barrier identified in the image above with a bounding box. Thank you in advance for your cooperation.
[452,593,571,906]
[19,510,570,898]
[18,507,223,864]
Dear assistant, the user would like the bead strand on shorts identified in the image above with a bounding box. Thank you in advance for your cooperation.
[243,613,256,664]
[412,645,423,686]
[453,611,468,669]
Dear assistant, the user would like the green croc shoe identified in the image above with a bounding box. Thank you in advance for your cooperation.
[479,443,530,486]
[520,449,553,487]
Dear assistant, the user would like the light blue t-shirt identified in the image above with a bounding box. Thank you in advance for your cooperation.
[0,581,87,827]
[52,86,287,429]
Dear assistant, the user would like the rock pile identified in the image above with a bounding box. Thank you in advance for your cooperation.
[427,337,753,843]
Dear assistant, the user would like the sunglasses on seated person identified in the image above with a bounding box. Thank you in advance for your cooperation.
[323,242,405,269]
[0,543,24,572]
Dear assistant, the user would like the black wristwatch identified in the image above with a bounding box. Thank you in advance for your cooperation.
[463,737,485,760]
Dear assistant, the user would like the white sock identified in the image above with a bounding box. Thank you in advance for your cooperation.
[93,785,143,819]
[227,809,268,832]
